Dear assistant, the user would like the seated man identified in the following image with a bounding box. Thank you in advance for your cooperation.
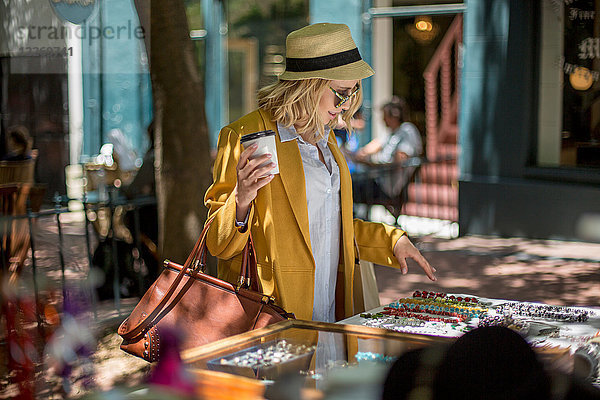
[352,97,423,204]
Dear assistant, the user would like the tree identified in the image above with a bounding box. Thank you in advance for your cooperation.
[133,0,212,265]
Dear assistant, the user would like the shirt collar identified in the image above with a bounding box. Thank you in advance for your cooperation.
[277,122,331,146]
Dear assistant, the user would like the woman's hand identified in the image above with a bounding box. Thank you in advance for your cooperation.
[393,235,437,281]
[235,144,276,221]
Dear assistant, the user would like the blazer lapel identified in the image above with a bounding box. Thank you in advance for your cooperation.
[328,130,357,310]
[327,132,353,232]
[258,109,312,254]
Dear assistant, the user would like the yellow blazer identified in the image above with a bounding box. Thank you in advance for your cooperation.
[204,109,405,320]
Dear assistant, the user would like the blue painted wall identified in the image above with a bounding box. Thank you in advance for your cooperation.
[309,0,365,50]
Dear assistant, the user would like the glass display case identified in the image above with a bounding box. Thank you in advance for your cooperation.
[183,319,450,389]
[182,319,581,399]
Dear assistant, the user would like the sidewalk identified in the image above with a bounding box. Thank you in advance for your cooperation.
[375,234,600,307]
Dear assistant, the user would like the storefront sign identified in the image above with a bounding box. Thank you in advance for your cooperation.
[569,8,595,20]
[578,37,600,59]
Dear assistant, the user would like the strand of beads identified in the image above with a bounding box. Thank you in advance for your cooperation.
[413,290,480,305]
[495,302,590,323]
[382,307,466,323]
[389,298,488,320]
[361,314,425,328]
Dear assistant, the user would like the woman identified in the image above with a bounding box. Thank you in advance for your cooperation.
[204,23,436,322]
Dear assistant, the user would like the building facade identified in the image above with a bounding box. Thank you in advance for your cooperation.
[459,0,600,241]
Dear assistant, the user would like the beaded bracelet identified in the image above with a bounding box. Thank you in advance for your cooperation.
[382,307,466,323]
[398,297,487,312]
[389,298,488,319]
[403,297,488,315]
[390,303,477,320]
[413,290,480,305]
[361,315,426,328]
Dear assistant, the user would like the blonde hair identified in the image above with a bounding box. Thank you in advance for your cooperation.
[257,78,363,144]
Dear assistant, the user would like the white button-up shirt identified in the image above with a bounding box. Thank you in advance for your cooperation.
[278,123,341,323]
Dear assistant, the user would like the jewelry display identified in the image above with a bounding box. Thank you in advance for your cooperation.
[388,297,488,320]
[495,302,590,322]
[216,340,315,369]
[352,291,599,344]
[477,314,530,333]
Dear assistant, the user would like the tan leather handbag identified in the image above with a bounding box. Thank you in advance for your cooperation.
[118,217,294,362]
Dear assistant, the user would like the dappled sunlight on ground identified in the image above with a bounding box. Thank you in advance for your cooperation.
[376,235,600,307]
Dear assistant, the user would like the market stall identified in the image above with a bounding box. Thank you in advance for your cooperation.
[181,291,600,399]
[182,319,449,399]
[344,290,600,385]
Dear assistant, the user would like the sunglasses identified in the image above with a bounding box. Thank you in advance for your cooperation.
[329,85,360,108]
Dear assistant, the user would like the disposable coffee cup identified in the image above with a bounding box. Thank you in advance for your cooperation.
[240,130,279,175]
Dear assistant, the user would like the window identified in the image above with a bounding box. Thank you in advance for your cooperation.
[538,0,600,169]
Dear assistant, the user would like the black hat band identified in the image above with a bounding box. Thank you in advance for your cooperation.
[285,48,362,72]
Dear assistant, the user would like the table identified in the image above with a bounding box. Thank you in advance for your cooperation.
[182,319,450,399]
[340,292,600,349]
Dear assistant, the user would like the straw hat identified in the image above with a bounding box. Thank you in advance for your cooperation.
[279,23,374,81]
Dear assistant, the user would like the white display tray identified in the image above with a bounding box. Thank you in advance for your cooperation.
[339,293,600,349]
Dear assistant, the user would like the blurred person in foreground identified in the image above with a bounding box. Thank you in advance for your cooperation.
[352,97,423,204]
[2,125,33,161]
[383,326,600,400]
[203,23,436,323]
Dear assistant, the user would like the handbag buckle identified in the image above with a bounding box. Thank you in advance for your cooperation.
[236,276,246,291]
[236,276,253,291]
[261,295,275,304]
[193,259,206,273]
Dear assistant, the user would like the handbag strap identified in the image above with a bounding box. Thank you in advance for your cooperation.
[239,230,262,292]
[119,214,262,340]
[119,216,214,340]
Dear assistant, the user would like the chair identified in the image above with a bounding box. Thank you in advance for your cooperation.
[0,185,20,273]
[0,149,45,280]
[0,149,38,185]
[0,183,46,281]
